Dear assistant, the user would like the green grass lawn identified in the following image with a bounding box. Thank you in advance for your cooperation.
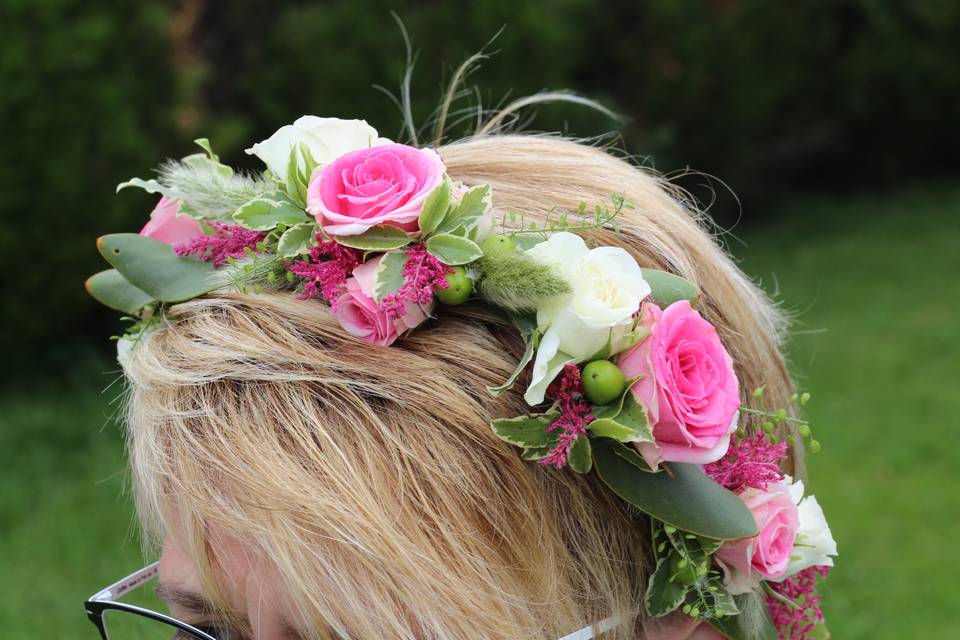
[2,184,957,638]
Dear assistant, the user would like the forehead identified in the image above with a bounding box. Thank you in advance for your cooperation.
[158,534,306,639]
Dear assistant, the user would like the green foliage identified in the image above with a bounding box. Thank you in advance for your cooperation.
[490,412,560,460]
[232,190,309,230]
[84,269,155,314]
[568,434,593,474]
[434,184,491,237]
[276,222,317,258]
[417,179,452,236]
[371,250,409,302]
[589,393,654,444]
[646,523,744,624]
[156,160,272,218]
[97,233,221,302]
[476,254,571,311]
[642,269,700,307]
[334,224,413,251]
[709,593,779,640]
[283,143,320,207]
[592,440,758,540]
[487,313,540,396]
[226,253,288,295]
[424,233,483,265]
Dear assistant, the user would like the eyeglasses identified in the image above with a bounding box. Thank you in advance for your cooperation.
[84,563,619,640]
[84,563,224,640]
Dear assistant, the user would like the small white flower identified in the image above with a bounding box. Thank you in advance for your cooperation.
[245,116,390,185]
[523,232,650,405]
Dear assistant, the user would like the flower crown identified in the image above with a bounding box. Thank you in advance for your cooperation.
[87,117,836,640]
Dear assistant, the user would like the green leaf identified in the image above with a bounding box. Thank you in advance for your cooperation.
[116,177,178,199]
[181,138,233,177]
[277,222,317,258]
[568,435,593,473]
[372,250,409,302]
[641,269,700,306]
[487,312,540,397]
[435,184,491,236]
[592,440,759,540]
[85,269,155,313]
[418,179,452,236]
[644,555,690,617]
[425,234,484,265]
[708,593,779,640]
[520,446,554,461]
[490,412,559,449]
[97,234,222,303]
[589,394,654,443]
[233,191,309,230]
[609,441,654,472]
[334,225,414,251]
[284,146,308,206]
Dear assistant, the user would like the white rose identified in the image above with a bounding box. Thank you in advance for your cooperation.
[524,232,650,405]
[245,116,390,185]
[772,479,838,581]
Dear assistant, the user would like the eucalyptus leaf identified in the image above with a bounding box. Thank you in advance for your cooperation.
[644,555,690,617]
[97,233,223,302]
[435,184,490,235]
[232,191,309,230]
[277,222,317,258]
[372,250,409,302]
[425,234,484,265]
[609,441,654,472]
[708,593,779,640]
[592,440,759,540]
[641,269,700,306]
[568,435,593,474]
[418,179,452,236]
[85,269,155,313]
[335,225,414,251]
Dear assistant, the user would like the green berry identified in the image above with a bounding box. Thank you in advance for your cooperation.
[809,439,822,453]
[480,234,516,259]
[798,424,811,438]
[671,554,700,585]
[581,360,626,405]
[436,267,473,305]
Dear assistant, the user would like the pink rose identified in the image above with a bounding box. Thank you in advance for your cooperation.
[333,257,428,346]
[307,143,445,236]
[715,482,800,593]
[139,197,203,245]
[617,300,740,467]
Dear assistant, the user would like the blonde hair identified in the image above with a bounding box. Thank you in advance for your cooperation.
[123,135,796,639]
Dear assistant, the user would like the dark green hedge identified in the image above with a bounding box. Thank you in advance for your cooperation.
[3,0,958,377]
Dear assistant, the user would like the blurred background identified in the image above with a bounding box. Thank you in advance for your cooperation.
[1,1,958,637]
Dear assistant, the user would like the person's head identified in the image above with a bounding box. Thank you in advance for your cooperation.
[122,134,795,639]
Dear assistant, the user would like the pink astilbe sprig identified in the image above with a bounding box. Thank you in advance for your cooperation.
[705,431,789,493]
[766,566,830,640]
[540,364,594,468]
[377,244,453,320]
[285,236,361,307]
[174,221,267,267]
